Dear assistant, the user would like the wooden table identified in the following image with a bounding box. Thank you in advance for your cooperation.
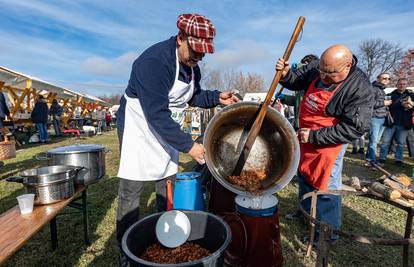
[0,186,89,265]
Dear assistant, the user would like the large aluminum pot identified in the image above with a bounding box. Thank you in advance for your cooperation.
[203,102,299,196]
[6,165,82,205]
[45,144,106,185]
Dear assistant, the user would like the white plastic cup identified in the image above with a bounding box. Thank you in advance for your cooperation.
[16,194,35,214]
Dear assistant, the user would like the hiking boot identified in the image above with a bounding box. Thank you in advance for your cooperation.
[377,159,385,166]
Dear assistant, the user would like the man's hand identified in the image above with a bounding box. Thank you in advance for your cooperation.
[384,100,392,106]
[219,90,240,106]
[298,128,310,143]
[275,58,290,78]
[188,142,206,164]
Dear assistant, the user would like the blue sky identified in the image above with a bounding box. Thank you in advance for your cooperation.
[0,0,413,97]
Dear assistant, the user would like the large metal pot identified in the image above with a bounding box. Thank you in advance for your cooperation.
[45,144,106,185]
[6,165,82,205]
[203,102,299,196]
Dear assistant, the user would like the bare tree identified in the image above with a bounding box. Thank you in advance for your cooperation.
[393,48,414,85]
[200,66,265,97]
[357,38,404,81]
[233,72,264,97]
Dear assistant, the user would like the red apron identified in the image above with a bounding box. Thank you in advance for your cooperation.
[299,79,343,190]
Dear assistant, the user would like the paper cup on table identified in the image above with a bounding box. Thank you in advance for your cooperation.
[16,194,35,214]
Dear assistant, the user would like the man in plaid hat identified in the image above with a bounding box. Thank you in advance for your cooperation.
[116,13,239,265]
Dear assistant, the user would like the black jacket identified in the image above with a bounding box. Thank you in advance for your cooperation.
[371,81,388,118]
[49,102,63,117]
[388,90,414,129]
[31,100,49,123]
[279,56,375,146]
[0,93,10,120]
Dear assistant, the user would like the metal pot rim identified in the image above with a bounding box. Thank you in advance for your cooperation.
[20,165,80,185]
[203,101,300,196]
[47,144,105,154]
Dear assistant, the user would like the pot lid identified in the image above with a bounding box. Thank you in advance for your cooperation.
[48,144,105,154]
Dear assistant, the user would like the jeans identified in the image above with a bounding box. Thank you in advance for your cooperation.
[351,136,364,149]
[366,117,385,162]
[407,129,414,157]
[379,125,408,162]
[52,118,61,136]
[36,123,48,142]
[299,144,347,239]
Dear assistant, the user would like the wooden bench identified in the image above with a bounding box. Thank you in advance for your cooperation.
[0,186,89,265]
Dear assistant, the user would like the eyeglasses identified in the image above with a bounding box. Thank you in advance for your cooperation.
[316,63,349,76]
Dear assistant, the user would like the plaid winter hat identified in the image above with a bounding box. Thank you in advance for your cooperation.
[177,13,216,54]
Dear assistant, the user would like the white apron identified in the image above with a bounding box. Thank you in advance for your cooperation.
[117,50,195,181]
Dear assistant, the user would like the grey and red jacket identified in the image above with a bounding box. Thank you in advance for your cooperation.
[279,56,375,146]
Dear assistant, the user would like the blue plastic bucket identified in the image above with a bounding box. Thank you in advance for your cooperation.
[173,172,205,211]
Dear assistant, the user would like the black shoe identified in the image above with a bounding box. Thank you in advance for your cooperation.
[351,148,357,154]
[394,161,403,166]
[358,148,365,154]
[378,159,385,165]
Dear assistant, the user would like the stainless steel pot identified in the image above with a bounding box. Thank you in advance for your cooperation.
[6,165,82,205]
[41,144,106,185]
[203,102,300,196]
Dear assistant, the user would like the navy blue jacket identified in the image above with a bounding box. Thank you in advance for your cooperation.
[0,93,10,120]
[31,100,49,123]
[118,36,221,152]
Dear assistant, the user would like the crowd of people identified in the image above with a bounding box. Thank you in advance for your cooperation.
[0,94,116,144]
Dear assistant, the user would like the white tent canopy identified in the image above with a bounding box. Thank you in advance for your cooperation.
[0,66,110,106]
[0,66,77,99]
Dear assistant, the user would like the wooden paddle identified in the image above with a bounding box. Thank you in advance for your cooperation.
[232,16,306,176]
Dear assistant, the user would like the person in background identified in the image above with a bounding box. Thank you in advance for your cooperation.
[31,95,49,143]
[0,92,10,140]
[116,13,239,266]
[96,106,105,134]
[105,108,112,130]
[351,135,365,154]
[49,99,63,136]
[379,78,413,165]
[276,45,374,241]
[278,54,319,130]
[363,73,392,167]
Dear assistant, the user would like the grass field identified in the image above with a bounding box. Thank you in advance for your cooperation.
[0,130,413,266]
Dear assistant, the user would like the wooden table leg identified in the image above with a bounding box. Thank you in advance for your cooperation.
[50,217,58,250]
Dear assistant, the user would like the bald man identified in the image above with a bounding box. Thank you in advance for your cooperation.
[276,45,375,241]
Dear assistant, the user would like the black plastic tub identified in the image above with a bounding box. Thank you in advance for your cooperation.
[122,210,231,267]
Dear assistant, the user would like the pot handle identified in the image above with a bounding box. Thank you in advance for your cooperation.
[74,166,88,173]
[6,176,25,183]
[35,152,51,161]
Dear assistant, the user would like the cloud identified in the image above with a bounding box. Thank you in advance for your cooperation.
[208,40,272,69]
[81,52,138,77]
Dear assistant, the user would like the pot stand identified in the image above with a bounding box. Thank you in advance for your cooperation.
[300,190,414,267]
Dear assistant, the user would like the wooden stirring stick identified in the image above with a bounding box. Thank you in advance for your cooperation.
[232,16,306,176]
